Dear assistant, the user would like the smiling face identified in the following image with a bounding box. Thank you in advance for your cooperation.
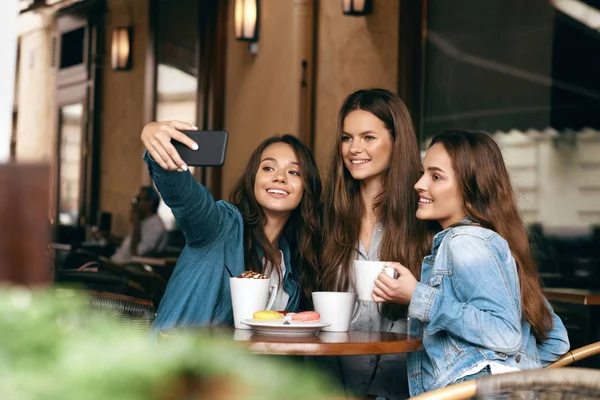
[414,143,467,229]
[253,142,304,217]
[341,110,393,185]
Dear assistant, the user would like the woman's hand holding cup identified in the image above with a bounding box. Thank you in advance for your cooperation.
[372,262,417,304]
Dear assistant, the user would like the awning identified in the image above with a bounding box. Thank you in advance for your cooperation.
[421,0,600,139]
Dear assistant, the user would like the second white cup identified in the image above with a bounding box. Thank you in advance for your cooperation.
[312,291,359,332]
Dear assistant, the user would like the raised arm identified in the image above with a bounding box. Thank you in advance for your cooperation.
[141,121,236,246]
[410,234,523,354]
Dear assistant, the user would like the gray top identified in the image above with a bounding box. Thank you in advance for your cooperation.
[316,221,409,400]
[111,214,167,264]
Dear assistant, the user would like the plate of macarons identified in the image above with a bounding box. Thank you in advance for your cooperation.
[242,310,330,336]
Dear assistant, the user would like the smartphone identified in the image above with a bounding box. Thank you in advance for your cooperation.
[172,130,228,167]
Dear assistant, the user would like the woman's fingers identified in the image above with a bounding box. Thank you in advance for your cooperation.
[146,148,168,170]
[168,120,198,132]
[141,121,197,164]
[143,139,169,170]
[378,271,397,286]
[374,276,394,297]
[163,140,188,170]
[161,121,199,151]
[143,124,189,170]
[150,140,179,170]
[388,262,409,276]
[156,124,197,168]
[169,129,199,151]
[372,286,390,302]
[372,291,386,303]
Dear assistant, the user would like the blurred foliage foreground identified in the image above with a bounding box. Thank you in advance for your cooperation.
[0,287,337,400]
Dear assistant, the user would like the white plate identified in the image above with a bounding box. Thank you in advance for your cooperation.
[242,319,330,336]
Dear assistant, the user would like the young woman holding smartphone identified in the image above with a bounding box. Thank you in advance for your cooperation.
[141,121,322,331]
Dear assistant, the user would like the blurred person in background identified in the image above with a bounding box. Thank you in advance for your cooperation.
[109,186,167,263]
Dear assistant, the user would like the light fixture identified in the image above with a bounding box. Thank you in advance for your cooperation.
[234,0,259,42]
[111,27,132,71]
[342,0,373,16]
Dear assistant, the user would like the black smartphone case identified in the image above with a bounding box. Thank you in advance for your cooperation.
[172,130,228,167]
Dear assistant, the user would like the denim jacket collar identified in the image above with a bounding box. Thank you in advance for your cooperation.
[431,216,472,256]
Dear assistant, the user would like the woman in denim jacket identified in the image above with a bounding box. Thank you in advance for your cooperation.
[140,121,322,331]
[316,89,431,399]
[373,130,570,396]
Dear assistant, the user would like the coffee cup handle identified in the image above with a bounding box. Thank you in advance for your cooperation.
[383,265,398,279]
[266,283,278,310]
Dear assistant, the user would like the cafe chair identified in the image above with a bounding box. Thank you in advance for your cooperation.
[77,290,156,331]
[408,367,600,400]
[56,252,167,306]
[547,341,600,368]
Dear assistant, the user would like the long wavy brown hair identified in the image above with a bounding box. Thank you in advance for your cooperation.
[319,88,431,320]
[230,135,322,309]
[430,130,552,340]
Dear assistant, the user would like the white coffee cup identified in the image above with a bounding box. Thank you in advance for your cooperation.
[230,277,278,329]
[353,260,397,301]
[312,291,359,332]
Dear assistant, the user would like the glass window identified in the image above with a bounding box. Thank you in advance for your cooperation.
[58,103,84,226]
[59,27,85,69]
[154,0,199,230]
[421,0,600,229]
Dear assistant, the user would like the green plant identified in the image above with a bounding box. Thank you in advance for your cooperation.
[0,287,337,400]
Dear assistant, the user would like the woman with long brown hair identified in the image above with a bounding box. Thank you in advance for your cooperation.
[317,88,431,399]
[373,130,569,396]
[140,121,322,331]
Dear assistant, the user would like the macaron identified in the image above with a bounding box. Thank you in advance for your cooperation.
[253,310,284,320]
[290,311,320,323]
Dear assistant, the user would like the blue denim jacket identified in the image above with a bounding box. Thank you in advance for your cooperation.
[407,224,570,396]
[144,153,302,331]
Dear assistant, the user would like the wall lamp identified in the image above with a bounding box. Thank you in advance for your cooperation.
[111,26,133,71]
[342,0,373,16]
[234,0,259,42]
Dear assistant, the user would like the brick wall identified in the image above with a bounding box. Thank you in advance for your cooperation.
[496,129,600,227]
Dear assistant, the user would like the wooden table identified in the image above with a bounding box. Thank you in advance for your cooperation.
[543,288,600,306]
[162,327,422,356]
[544,288,600,369]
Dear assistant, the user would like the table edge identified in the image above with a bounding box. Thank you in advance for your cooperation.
[244,338,423,356]
[543,288,600,306]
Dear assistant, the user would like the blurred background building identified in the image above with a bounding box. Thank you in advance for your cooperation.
[9,0,599,257]
[12,0,600,238]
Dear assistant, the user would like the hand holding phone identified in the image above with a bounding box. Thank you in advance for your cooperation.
[141,121,200,171]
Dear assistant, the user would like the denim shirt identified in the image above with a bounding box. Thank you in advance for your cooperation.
[407,223,570,396]
[144,153,302,331]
